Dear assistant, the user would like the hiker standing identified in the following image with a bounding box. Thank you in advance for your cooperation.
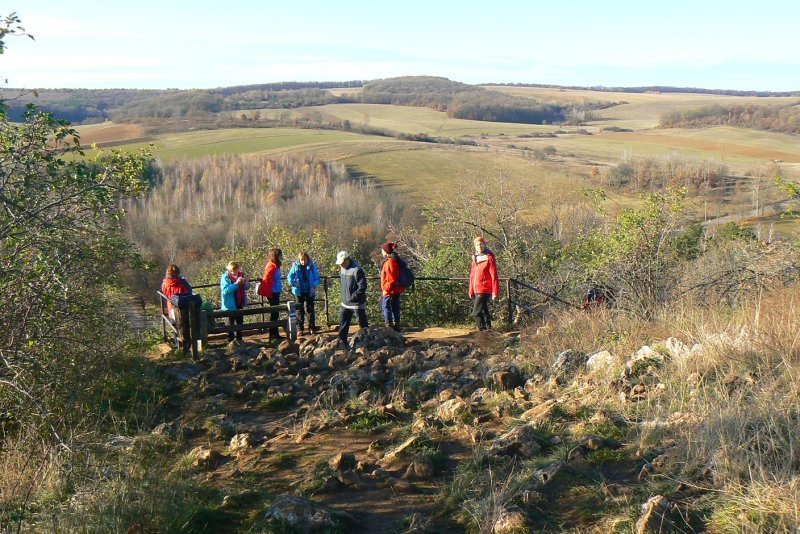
[468,236,499,331]
[336,251,368,348]
[220,261,250,342]
[380,242,405,332]
[257,248,284,341]
[287,251,320,335]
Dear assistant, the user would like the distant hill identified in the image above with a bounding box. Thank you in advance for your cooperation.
[485,82,800,97]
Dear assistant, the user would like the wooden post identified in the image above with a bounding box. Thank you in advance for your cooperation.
[323,277,330,327]
[188,299,200,360]
[506,278,513,328]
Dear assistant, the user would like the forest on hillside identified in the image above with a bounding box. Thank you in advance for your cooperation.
[659,102,800,134]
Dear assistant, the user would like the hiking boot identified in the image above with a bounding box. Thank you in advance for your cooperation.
[310,326,320,334]
[392,323,402,333]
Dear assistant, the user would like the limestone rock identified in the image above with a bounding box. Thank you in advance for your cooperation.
[403,452,435,480]
[189,446,223,469]
[493,508,529,534]
[635,495,680,533]
[263,494,353,532]
[377,436,418,470]
[519,399,558,425]
[329,452,357,472]
[435,397,467,423]
[229,433,257,452]
[586,350,616,372]
[489,424,543,459]
[552,349,585,375]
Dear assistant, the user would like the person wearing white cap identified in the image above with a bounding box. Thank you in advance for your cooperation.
[336,251,368,347]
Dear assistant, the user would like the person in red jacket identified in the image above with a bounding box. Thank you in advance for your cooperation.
[161,264,192,321]
[380,242,405,331]
[468,236,499,331]
[257,248,283,341]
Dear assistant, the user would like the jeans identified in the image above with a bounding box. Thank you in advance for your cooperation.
[295,293,316,329]
[267,294,280,338]
[338,306,368,344]
[381,295,401,326]
[227,315,243,341]
[471,293,492,330]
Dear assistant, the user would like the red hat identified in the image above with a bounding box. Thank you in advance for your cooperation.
[382,242,396,254]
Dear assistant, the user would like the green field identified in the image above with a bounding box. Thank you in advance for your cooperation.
[87,128,392,162]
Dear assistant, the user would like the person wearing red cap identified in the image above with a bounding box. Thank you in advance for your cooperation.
[468,236,499,331]
[380,242,405,331]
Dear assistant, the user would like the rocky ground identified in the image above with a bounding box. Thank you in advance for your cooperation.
[149,327,711,533]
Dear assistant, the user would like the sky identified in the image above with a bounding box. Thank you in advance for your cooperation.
[3,0,800,91]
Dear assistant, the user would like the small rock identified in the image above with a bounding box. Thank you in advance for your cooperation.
[491,367,522,391]
[189,446,223,469]
[552,349,585,375]
[489,424,543,459]
[493,508,528,534]
[435,397,467,423]
[377,436,418,470]
[586,350,616,372]
[635,495,680,534]
[403,452,435,480]
[530,461,565,487]
[329,452,357,472]
[520,399,558,425]
[229,433,257,452]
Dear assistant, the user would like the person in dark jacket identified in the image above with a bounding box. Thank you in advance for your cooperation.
[468,236,499,331]
[336,250,368,348]
[220,261,250,341]
[380,242,405,332]
[287,251,320,334]
[161,264,192,322]
[257,248,283,340]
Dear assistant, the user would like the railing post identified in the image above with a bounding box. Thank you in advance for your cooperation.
[506,278,513,328]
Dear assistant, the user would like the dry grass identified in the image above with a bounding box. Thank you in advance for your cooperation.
[521,286,800,530]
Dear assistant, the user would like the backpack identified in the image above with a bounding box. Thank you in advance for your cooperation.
[397,257,415,289]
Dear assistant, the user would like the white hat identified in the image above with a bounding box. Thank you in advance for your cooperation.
[335,251,350,265]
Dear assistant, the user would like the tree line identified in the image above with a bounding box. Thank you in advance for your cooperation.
[5,76,614,126]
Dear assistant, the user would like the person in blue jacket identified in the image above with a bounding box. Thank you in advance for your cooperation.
[287,251,320,335]
[220,261,250,341]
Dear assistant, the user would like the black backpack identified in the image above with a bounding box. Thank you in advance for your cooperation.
[397,257,415,289]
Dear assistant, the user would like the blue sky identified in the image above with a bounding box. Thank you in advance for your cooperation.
[3,0,799,91]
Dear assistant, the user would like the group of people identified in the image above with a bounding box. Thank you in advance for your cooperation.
[160,236,500,347]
